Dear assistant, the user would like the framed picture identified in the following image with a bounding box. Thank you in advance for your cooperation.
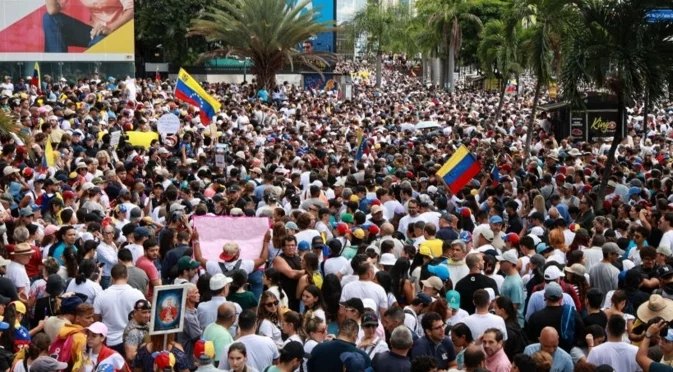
[149,284,188,335]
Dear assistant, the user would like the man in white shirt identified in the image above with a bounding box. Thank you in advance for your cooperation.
[587,314,642,372]
[658,213,673,253]
[218,309,279,371]
[7,243,32,300]
[340,258,388,316]
[461,289,508,342]
[93,264,146,355]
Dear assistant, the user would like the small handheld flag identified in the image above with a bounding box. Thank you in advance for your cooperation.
[491,165,500,187]
[436,145,482,194]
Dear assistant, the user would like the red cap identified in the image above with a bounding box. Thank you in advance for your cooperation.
[336,223,351,235]
[504,233,520,245]
[556,174,565,183]
[406,171,414,179]
[584,168,592,176]
[370,199,381,206]
[500,164,512,172]
[22,168,33,178]
[16,146,27,155]
[603,200,612,210]
[62,190,76,200]
[460,208,471,217]
[368,225,380,236]
[558,166,567,175]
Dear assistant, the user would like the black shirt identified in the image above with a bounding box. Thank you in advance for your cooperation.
[437,227,458,242]
[372,351,412,372]
[525,305,585,352]
[454,273,499,314]
[582,311,608,329]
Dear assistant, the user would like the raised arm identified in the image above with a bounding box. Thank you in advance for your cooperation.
[191,230,207,267]
[252,230,271,268]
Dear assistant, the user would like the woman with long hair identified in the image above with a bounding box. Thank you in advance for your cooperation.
[133,333,190,372]
[62,246,79,280]
[569,229,590,253]
[257,291,283,347]
[31,273,65,330]
[450,323,474,370]
[263,268,288,309]
[389,257,415,306]
[196,273,213,304]
[296,253,322,306]
[320,274,342,334]
[494,296,528,360]
[224,342,259,372]
[158,228,176,262]
[530,194,546,217]
[77,239,98,263]
[301,285,326,322]
[303,316,326,355]
[548,229,568,264]
[374,270,397,308]
[65,259,103,305]
[281,310,306,345]
[10,332,50,372]
[563,263,589,315]
[603,290,634,343]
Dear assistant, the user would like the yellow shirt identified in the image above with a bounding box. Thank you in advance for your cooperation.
[421,238,444,258]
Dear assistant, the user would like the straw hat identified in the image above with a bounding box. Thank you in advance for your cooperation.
[637,295,673,322]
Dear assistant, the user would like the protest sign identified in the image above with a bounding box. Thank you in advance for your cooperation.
[157,113,180,135]
[193,216,269,261]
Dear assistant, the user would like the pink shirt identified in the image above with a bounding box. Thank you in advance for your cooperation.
[135,256,159,301]
[61,0,134,28]
[486,348,511,372]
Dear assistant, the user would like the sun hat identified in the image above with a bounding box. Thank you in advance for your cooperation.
[12,243,32,255]
[564,263,587,277]
[637,295,673,322]
[380,253,396,266]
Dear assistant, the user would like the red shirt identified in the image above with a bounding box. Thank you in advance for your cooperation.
[135,256,159,301]
[6,244,42,278]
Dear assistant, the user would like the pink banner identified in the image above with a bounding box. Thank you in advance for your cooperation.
[193,216,270,261]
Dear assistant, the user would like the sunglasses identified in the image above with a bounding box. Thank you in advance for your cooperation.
[265,301,279,308]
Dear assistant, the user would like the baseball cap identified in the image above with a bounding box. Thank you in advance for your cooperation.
[418,245,432,257]
[459,231,472,243]
[489,215,503,224]
[544,266,565,281]
[371,205,383,215]
[134,299,152,311]
[86,322,108,337]
[657,245,673,257]
[362,313,379,327]
[298,241,311,252]
[280,341,310,360]
[340,298,364,314]
[544,282,564,300]
[445,290,461,310]
[657,265,673,279]
[177,256,200,271]
[311,236,325,250]
[428,264,450,281]
[530,226,545,237]
[210,273,233,291]
[341,213,354,224]
[496,250,518,265]
[336,222,351,235]
[134,226,152,238]
[602,242,622,256]
[536,242,551,254]
[28,356,69,372]
[61,295,84,315]
[152,351,176,369]
[421,276,444,291]
[480,228,494,241]
[352,228,365,240]
[503,233,520,245]
[285,221,298,230]
[193,339,216,362]
[415,293,433,305]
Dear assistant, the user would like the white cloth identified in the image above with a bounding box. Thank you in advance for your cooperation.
[461,313,509,341]
[340,280,389,316]
[6,261,30,297]
[586,341,641,372]
[66,279,103,305]
[93,284,146,345]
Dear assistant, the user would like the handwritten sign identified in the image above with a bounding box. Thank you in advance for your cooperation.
[193,216,269,261]
[157,113,180,135]
[110,131,121,148]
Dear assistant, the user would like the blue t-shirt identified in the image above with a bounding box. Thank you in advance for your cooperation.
[502,273,525,327]
[524,344,574,372]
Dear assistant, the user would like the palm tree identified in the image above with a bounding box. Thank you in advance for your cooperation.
[188,0,334,89]
[519,0,576,155]
[417,0,481,93]
[478,18,525,123]
[350,4,408,87]
[561,0,673,212]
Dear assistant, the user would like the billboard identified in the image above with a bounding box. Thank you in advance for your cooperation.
[290,0,336,53]
[0,0,134,62]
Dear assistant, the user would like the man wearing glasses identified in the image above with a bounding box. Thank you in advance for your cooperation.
[410,311,457,370]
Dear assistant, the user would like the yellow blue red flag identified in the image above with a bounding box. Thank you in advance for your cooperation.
[31,62,41,89]
[355,128,369,161]
[436,145,482,194]
[174,68,221,124]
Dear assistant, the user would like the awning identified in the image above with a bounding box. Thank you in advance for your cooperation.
[539,101,570,112]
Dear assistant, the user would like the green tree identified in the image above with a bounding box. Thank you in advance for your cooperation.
[478,18,524,123]
[561,0,673,212]
[519,0,576,155]
[188,0,334,89]
[461,0,507,67]
[136,0,209,67]
[417,0,481,92]
[350,4,409,87]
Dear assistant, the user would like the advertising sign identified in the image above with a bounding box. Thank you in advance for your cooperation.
[587,110,619,140]
[570,112,585,140]
[289,0,336,53]
[0,0,134,61]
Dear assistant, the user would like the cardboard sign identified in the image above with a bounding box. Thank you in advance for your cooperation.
[157,113,180,135]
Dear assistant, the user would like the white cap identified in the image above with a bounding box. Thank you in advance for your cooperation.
[210,274,233,291]
[544,265,565,281]
[496,250,518,265]
[380,253,396,266]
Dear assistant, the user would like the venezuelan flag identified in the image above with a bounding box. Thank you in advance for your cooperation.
[436,145,482,194]
[355,128,369,161]
[31,62,41,89]
[174,68,221,124]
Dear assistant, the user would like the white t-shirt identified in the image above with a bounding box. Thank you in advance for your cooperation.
[205,259,255,276]
[218,334,279,372]
[6,261,30,297]
[461,313,509,341]
[125,243,144,264]
[66,279,103,305]
[323,256,349,276]
[93,284,146,345]
[586,341,641,372]
[295,229,320,245]
[340,280,388,315]
[258,318,283,347]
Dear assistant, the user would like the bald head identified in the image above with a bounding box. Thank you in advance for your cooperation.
[539,327,559,354]
[381,222,394,235]
[217,303,236,323]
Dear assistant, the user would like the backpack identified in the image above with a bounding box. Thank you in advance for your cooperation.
[219,260,242,277]
[404,308,418,333]
[48,333,75,371]
[560,304,576,346]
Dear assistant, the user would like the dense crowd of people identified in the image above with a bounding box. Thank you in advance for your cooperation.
[0,59,671,372]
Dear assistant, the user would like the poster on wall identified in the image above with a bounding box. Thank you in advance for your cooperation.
[0,0,135,61]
